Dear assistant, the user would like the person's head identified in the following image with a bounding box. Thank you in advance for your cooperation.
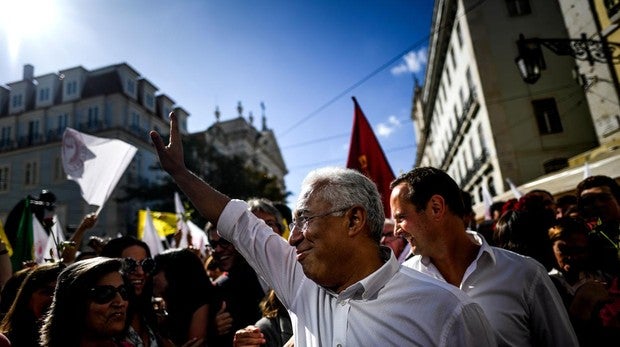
[548,217,591,276]
[380,219,407,258]
[490,201,505,221]
[247,197,284,235]
[204,255,223,282]
[0,263,63,339]
[0,267,36,317]
[389,167,465,255]
[577,175,620,224]
[205,221,239,272]
[555,194,578,219]
[525,189,556,212]
[40,257,129,347]
[289,167,384,291]
[100,236,154,298]
[152,248,212,344]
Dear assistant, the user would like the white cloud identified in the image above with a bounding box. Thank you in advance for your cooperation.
[391,47,428,76]
[376,115,401,138]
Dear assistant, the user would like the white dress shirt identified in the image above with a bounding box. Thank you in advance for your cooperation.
[404,230,579,347]
[218,200,496,347]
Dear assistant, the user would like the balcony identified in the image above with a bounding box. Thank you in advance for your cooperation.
[440,90,480,169]
[460,148,489,187]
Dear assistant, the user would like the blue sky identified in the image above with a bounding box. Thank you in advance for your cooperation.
[0,0,434,208]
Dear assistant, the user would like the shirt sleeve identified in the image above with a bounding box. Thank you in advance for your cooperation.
[440,301,497,347]
[217,200,305,308]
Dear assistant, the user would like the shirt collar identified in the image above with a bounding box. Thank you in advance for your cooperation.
[335,247,398,301]
[466,229,497,265]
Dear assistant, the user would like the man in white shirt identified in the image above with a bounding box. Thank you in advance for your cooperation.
[390,167,579,346]
[150,113,496,347]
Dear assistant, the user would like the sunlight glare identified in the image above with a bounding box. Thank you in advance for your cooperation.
[0,0,59,61]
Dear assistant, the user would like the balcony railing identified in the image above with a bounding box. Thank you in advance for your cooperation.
[460,148,489,186]
[440,90,480,169]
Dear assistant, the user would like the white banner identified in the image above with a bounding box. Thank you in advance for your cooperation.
[62,127,137,213]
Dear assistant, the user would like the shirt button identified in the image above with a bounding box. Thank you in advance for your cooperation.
[337,344,342,347]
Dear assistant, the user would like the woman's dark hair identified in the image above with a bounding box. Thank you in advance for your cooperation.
[0,267,35,319]
[0,263,63,346]
[40,257,124,347]
[100,236,152,259]
[154,248,213,344]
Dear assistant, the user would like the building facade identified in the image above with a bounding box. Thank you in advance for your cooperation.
[0,63,188,238]
[192,102,287,192]
[414,0,601,207]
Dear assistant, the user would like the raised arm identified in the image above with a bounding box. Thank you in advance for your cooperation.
[62,213,97,263]
[149,112,230,224]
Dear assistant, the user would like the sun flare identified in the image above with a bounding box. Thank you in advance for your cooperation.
[0,0,59,61]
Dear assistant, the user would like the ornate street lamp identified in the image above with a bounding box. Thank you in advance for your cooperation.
[514,33,620,84]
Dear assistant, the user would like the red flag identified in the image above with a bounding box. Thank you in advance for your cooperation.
[346,97,396,217]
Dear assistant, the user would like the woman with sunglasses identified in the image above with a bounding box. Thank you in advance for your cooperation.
[100,236,161,347]
[40,257,129,346]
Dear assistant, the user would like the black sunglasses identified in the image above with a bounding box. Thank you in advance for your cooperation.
[89,284,129,304]
[122,257,155,274]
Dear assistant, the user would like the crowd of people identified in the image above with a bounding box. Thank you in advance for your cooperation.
[0,112,617,346]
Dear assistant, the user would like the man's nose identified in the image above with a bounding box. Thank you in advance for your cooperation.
[289,227,303,246]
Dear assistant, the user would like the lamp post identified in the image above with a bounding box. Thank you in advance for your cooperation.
[514,33,620,84]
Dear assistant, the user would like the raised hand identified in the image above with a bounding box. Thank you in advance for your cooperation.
[150,112,186,176]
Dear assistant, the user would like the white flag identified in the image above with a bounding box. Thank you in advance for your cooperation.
[187,220,209,255]
[175,192,208,254]
[32,215,48,263]
[583,161,591,179]
[142,208,165,256]
[481,185,493,221]
[174,192,190,248]
[62,127,137,214]
[43,215,66,261]
[505,178,523,199]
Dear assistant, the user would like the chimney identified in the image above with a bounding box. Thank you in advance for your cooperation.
[23,64,34,80]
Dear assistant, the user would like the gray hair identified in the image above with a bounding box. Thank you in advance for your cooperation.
[297,167,384,243]
[247,197,284,232]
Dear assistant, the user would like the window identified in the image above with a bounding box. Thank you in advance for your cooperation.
[131,111,140,128]
[466,68,474,90]
[477,124,487,152]
[445,67,452,87]
[127,79,135,94]
[88,106,99,127]
[455,22,463,47]
[449,48,456,71]
[66,81,77,95]
[24,161,38,186]
[57,113,68,132]
[146,93,155,108]
[39,88,50,102]
[11,94,23,108]
[506,0,531,17]
[0,126,11,146]
[28,120,40,144]
[532,98,563,134]
[0,166,9,192]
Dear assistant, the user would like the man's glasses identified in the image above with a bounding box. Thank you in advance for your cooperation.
[89,284,129,304]
[290,207,350,233]
[122,257,155,274]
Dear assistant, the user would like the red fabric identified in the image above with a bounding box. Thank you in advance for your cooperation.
[346,97,396,218]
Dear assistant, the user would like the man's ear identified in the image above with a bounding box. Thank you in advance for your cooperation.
[347,206,366,237]
[428,195,447,219]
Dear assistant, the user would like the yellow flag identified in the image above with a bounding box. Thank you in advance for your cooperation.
[0,220,13,256]
[137,210,177,239]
